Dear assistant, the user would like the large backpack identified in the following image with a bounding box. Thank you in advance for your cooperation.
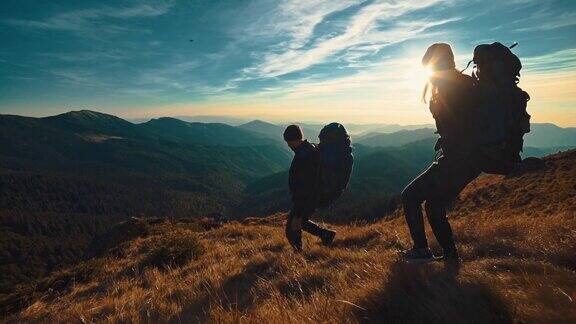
[316,123,354,208]
[472,42,531,175]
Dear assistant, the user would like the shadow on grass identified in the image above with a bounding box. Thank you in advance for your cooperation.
[332,231,381,249]
[219,258,281,312]
[354,261,514,323]
[173,258,281,323]
[277,273,327,300]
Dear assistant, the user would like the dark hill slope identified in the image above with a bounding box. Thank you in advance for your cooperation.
[355,128,437,147]
[524,123,576,148]
[141,117,278,146]
[453,149,576,219]
[237,120,284,140]
[42,110,150,139]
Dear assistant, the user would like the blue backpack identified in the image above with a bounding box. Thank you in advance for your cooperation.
[316,123,354,208]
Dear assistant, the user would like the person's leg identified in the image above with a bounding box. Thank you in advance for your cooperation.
[425,155,481,257]
[424,199,457,256]
[402,164,440,250]
[285,208,303,251]
[299,203,336,245]
[301,219,325,237]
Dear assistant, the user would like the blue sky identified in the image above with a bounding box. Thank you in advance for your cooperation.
[1,0,575,125]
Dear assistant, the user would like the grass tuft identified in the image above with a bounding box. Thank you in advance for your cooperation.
[139,230,204,270]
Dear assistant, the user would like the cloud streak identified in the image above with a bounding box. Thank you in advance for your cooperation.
[513,11,576,32]
[523,48,576,73]
[4,0,174,37]
[247,0,453,78]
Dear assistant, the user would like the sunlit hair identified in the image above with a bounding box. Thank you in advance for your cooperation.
[421,43,456,104]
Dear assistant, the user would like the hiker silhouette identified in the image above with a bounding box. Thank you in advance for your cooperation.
[400,42,531,265]
[283,123,353,251]
[283,124,336,252]
[400,43,482,265]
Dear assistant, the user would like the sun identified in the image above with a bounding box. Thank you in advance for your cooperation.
[425,65,435,78]
[409,61,433,84]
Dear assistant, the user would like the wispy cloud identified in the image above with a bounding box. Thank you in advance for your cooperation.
[4,0,174,37]
[246,0,454,78]
[38,50,129,62]
[237,0,358,45]
[523,48,576,73]
[514,11,576,32]
[48,69,105,87]
[137,60,201,91]
[261,56,423,100]
[274,0,359,48]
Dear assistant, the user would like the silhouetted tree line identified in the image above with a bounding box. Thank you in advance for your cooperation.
[0,172,226,216]
[0,171,229,293]
[0,211,126,293]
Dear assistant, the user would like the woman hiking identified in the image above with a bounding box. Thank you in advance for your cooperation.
[400,43,482,267]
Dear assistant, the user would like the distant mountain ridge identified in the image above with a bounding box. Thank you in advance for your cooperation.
[352,123,576,154]
[130,115,251,125]
[354,128,437,147]
[524,123,576,148]
[237,120,285,140]
[126,115,576,150]
[141,117,277,146]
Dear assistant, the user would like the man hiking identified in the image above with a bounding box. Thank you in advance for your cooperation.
[283,124,336,252]
[400,43,482,266]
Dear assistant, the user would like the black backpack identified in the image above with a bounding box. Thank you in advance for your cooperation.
[472,42,531,175]
[316,123,353,208]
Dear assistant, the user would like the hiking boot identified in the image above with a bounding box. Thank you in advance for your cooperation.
[443,250,461,273]
[401,247,436,264]
[286,229,302,252]
[320,230,336,246]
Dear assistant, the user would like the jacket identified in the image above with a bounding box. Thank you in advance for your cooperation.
[429,70,479,155]
[288,140,319,205]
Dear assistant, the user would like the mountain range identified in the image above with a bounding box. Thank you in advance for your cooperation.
[354,128,437,147]
[2,110,575,222]
[237,119,576,152]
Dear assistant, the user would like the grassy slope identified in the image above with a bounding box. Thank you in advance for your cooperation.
[6,150,576,323]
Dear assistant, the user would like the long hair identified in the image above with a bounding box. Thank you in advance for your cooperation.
[421,43,456,104]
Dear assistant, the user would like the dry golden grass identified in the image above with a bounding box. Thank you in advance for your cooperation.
[4,150,576,323]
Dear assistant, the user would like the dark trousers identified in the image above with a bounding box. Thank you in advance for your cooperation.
[285,200,328,250]
[286,202,326,237]
[401,154,481,255]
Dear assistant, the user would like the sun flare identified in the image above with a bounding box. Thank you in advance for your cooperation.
[425,66,435,78]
